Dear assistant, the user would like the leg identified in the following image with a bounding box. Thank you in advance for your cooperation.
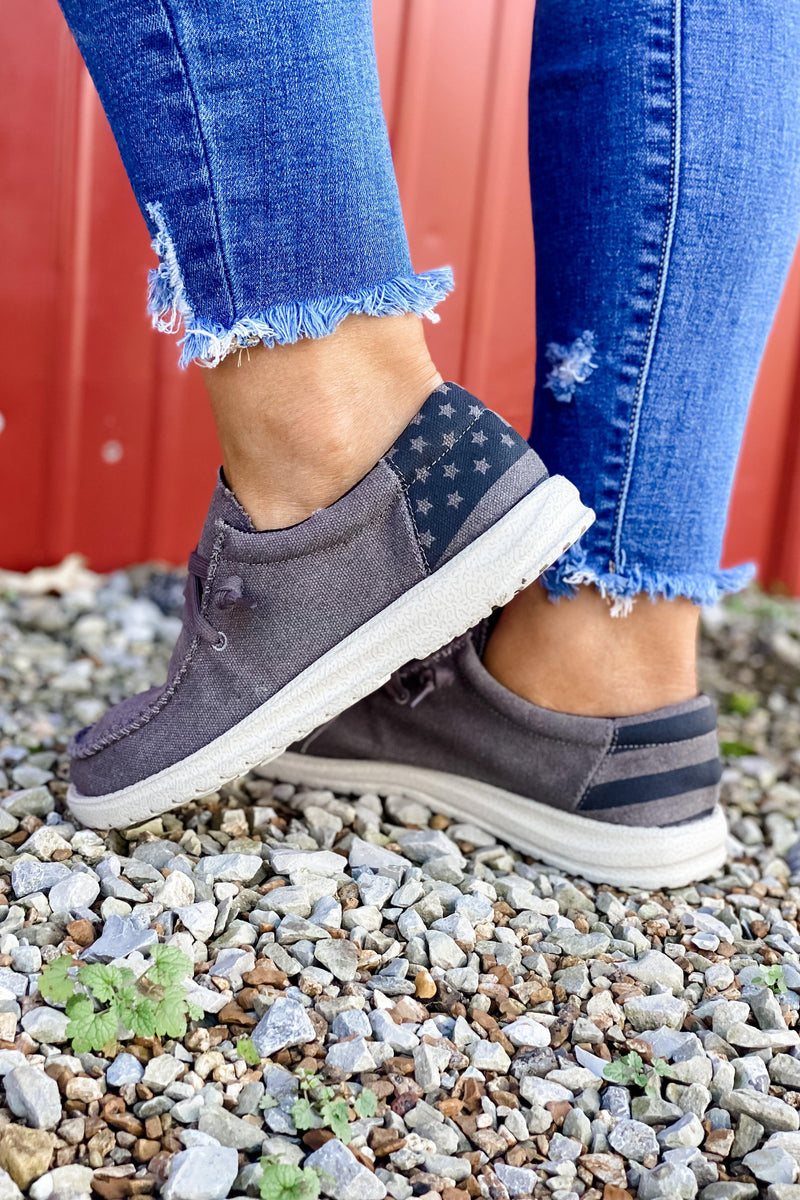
[59,0,592,826]
[58,0,451,530]
[268,0,800,886]
[486,0,800,715]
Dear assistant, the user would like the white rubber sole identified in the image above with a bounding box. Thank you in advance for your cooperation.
[261,752,728,890]
[67,474,593,830]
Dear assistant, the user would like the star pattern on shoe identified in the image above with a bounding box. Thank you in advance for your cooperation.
[387,383,531,569]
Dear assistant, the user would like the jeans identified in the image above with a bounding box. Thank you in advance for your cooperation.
[57,0,800,610]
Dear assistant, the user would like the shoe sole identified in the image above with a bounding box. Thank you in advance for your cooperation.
[67,474,592,830]
[261,752,728,890]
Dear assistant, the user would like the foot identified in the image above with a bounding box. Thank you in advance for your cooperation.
[260,623,728,889]
[67,384,592,829]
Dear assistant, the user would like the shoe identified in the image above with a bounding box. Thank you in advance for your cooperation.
[260,624,728,889]
[67,383,593,829]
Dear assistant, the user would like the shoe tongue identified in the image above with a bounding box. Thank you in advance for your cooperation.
[197,470,255,557]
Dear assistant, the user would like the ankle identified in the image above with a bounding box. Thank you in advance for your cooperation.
[204,314,442,529]
[484,583,699,717]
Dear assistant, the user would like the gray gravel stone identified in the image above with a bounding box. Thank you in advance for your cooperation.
[305,1138,388,1199]
[723,1089,800,1132]
[11,860,69,898]
[250,996,316,1058]
[743,1146,798,1185]
[106,1053,144,1086]
[607,1119,659,1162]
[5,1063,62,1128]
[80,912,157,961]
[47,872,101,914]
[162,1146,239,1200]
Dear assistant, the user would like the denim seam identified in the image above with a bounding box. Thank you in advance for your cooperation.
[609,0,682,576]
[154,0,237,322]
[70,530,226,759]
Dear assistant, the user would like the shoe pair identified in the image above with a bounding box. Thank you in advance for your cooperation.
[67,384,726,889]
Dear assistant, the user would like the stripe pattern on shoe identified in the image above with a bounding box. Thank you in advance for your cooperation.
[579,701,722,813]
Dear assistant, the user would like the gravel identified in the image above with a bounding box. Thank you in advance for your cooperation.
[2,569,800,1196]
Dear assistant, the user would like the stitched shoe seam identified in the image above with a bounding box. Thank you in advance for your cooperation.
[217,488,405,566]
[385,458,430,572]
[576,733,619,811]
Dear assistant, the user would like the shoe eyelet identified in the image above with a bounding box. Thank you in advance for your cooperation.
[212,631,228,652]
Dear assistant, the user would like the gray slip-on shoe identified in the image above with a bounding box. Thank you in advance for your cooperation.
[67,383,593,829]
[260,625,728,889]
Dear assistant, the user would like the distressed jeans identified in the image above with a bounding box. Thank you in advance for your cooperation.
[57,0,800,610]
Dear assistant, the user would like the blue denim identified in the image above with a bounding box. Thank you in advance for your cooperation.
[529,0,800,609]
[57,0,800,606]
[57,0,453,368]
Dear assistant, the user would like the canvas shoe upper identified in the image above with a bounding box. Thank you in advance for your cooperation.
[68,383,593,829]
[262,624,728,889]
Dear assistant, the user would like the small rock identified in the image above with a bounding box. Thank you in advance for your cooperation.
[250,997,316,1058]
[46,873,100,914]
[29,1165,93,1200]
[162,1145,240,1200]
[0,1127,54,1190]
[742,1147,797,1185]
[4,1065,61,1129]
[305,1138,387,1200]
[607,1119,660,1162]
[106,1053,144,1087]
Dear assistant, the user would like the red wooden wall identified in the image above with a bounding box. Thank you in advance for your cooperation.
[2,1,800,588]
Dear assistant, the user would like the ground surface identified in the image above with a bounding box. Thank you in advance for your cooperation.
[1,564,800,1200]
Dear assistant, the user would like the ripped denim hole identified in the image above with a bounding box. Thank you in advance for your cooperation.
[544,330,598,403]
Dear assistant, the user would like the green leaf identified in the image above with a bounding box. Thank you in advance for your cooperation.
[290,1097,315,1131]
[720,740,756,758]
[725,691,759,717]
[237,1037,262,1066]
[603,1060,633,1085]
[152,985,190,1040]
[320,1099,351,1143]
[147,944,193,987]
[38,956,75,1004]
[78,964,132,1003]
[259,1160,321,1200]
[118,996,157,1039]
[353,1089,378,1119]
[651,1057,671,1076]
[65,995,119,1053]
[187,1003,203,1022]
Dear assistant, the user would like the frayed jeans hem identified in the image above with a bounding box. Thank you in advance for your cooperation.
[540,541,755,616]
[148,266,455,368]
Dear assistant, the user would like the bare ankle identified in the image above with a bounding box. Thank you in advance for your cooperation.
[484,582,699,717]
[204,313,442,529]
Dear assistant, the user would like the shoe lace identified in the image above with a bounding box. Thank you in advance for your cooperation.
[385,644,460,708]
[186,550,253,651]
